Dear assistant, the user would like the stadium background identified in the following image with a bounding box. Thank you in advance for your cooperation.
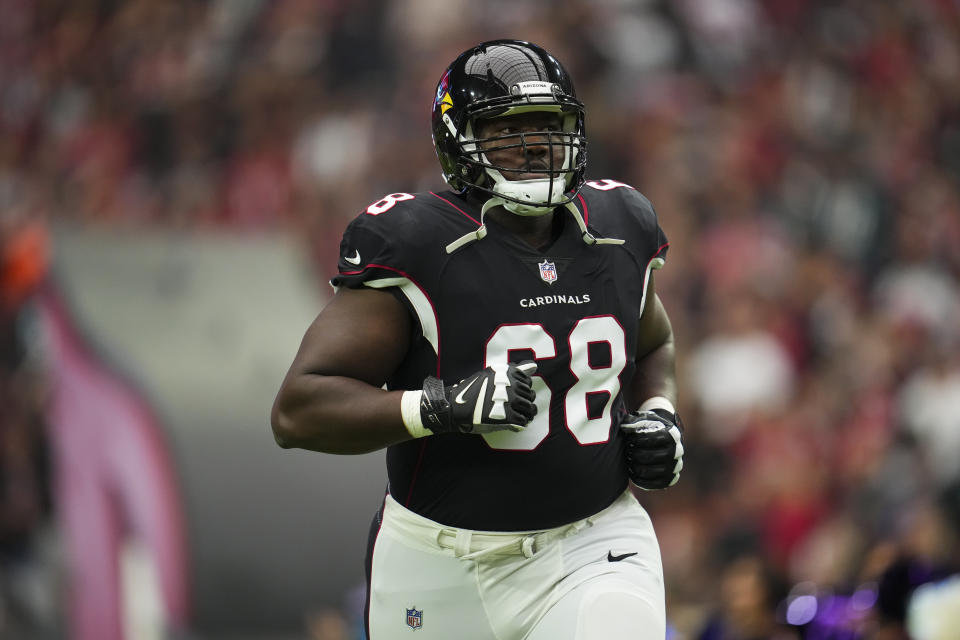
[2,0,959,638]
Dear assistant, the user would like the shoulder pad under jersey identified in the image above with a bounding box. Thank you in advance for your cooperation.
[578,179,669,269]
[331,191,480,290]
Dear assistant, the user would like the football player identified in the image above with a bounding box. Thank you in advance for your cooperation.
[272,40,685,639]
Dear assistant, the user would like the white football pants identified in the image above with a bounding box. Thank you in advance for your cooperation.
[367,489,665,639]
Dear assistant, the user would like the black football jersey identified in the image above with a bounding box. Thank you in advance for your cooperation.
[331,181,669,531]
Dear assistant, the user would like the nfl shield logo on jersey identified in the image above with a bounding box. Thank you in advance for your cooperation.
[406,607,423,630]
[538,259,558,284]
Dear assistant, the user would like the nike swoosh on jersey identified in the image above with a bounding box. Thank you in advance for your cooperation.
[454,377,479,404]
[607,551,638,562]
[344,250,361,265]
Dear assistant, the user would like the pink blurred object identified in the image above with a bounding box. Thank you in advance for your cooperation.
[37,287,191,640]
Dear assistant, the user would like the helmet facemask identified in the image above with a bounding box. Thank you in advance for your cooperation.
[440,83,586,216]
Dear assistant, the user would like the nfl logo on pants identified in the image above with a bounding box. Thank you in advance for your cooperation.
[406,607,423,630]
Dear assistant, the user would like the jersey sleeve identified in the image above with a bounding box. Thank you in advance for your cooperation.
[625,188,669,270]
[582,181,669,269]
[328,198,443,359]
[330,212,406,290]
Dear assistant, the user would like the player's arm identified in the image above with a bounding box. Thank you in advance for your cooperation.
[628,274,676,410]
[622,273,684,490]
[270,287,538,455]
[270,286,414,455]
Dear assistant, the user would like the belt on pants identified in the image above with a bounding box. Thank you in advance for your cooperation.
[434,519,593,560]
[383,494,597,560]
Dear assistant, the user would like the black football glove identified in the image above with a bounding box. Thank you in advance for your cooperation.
[621,408,684,490]
[419,361,538,434]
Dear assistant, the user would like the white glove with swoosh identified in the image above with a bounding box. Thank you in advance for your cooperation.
[417,361,538,434]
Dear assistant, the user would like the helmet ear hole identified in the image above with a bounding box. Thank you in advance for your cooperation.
[456,161,481,184]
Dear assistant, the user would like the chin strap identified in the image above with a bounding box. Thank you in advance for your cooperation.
[445,197,624,254]
[445,197,499,253]
[563,201,624,246]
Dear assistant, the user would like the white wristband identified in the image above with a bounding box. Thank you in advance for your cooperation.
[639,396,676,415]
[401,390,432,439]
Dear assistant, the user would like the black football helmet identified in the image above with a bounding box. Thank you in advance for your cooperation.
[431,40,587,216]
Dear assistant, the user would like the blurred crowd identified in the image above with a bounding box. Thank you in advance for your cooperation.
[2,0,960,638]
